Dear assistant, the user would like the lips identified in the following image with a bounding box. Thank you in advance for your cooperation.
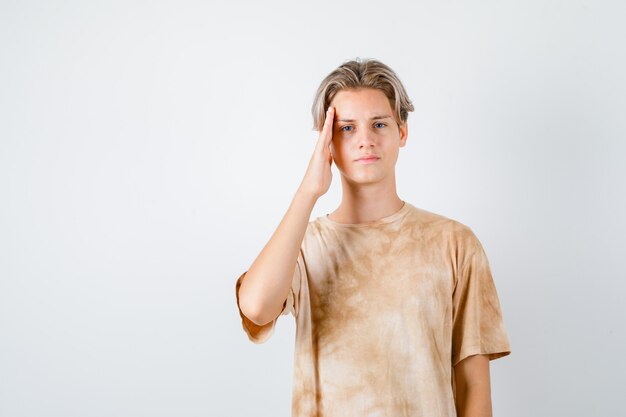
[356,155,380,161]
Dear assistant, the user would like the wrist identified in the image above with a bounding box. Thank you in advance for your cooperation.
[294,186,319,205]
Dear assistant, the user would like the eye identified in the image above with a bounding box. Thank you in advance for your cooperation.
[374,122,386,128]
[341,125,353,132]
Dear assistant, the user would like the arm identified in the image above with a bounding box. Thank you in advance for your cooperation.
[453,354,493,417]
[237,107,336,326]
[238,190,317,325]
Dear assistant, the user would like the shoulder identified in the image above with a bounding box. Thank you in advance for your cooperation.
[404,203,480,245]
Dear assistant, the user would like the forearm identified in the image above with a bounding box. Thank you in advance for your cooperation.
[454,354,493,417]
[238,188,318,325]
[454,383,492,417]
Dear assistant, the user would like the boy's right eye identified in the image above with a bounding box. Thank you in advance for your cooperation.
[341,125,353,132]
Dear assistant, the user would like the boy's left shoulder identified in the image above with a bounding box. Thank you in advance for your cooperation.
[404,203,482,247]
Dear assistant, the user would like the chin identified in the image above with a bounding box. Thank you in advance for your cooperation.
[345,172,386,186]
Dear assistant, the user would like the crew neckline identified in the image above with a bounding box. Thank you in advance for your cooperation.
[318,201,411,228]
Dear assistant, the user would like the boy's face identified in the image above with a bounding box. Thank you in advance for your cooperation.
[329,88,408,187]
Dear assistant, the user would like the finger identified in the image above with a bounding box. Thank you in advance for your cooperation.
[324,107,335,147]
[315,107,334,151]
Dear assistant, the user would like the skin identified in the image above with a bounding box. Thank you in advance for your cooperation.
[454,354,493,417]
[238,87,493,416]
[326,88,408,223]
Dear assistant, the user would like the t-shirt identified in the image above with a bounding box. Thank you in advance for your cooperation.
[235,201,511,417]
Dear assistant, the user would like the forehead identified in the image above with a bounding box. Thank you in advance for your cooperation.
[330,88,393,117]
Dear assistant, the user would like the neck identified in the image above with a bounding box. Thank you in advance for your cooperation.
[329,173,404,224]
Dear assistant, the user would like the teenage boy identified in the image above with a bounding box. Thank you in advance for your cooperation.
[235,58,511,417]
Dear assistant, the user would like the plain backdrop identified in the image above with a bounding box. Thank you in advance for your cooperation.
[1,1,625,416]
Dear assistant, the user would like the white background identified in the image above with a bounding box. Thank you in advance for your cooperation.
[1,1,624,416]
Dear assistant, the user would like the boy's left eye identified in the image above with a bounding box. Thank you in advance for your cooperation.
[374,122,386,128]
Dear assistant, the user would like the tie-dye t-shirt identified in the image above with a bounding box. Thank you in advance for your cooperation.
[235,201,511,417]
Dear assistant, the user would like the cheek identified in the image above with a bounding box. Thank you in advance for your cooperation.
[330,142,343,162]
[331,139,344,153]
[331,141,349,164]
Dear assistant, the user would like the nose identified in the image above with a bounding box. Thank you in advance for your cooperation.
[356,127,376,149]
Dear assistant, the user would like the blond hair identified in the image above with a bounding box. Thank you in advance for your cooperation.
[311,58,414,131]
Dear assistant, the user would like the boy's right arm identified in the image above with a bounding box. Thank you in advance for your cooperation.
[237,107,336,326]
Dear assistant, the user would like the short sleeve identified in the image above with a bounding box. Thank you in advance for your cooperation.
[451,231,511,367]
[234,250,303,344]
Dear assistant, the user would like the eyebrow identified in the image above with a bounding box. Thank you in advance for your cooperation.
[336,115,393,122]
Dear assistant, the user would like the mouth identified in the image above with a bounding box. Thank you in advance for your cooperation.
[355,155,380,164]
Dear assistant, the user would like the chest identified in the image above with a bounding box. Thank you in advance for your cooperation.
[305,234,454,328]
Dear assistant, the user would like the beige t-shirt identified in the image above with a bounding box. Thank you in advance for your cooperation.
[235,201,511,417]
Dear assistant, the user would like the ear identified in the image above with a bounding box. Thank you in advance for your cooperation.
[398,121,408,147]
